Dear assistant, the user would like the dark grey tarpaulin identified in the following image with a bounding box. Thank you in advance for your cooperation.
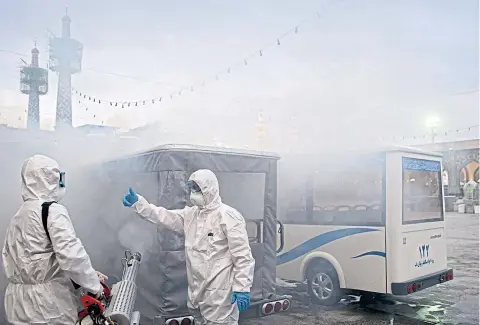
[73,144,280,324]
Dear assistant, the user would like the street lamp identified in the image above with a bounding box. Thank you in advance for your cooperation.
[425,116,440,143]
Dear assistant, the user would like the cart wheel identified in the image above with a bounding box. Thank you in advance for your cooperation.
[306,262,342,306]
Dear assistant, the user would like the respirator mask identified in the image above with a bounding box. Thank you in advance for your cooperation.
[57,171,66,200]
[59,171,66,188]
[186,180,205,207]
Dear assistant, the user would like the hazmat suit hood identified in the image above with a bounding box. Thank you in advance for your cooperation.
[21,154,65,202]
[188,169,222,210]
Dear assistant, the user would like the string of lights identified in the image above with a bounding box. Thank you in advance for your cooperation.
[72,89,480,140]
[69,8,333,108]
[72,79,479,136]
[381,124,479,143]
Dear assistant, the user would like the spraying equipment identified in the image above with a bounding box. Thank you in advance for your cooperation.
[77,251,142,325]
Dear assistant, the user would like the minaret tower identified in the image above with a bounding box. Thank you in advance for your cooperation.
[49,8,83,129]
[20,44,48,129]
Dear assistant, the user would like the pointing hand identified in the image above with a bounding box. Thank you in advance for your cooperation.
[122,187,139,207]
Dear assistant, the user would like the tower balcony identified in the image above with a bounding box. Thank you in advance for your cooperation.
[20,67,49,95]
[48,37,83,74]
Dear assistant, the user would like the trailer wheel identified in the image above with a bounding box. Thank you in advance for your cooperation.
[306,262,342,306]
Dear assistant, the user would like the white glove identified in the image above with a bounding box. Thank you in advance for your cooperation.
[96,270,108,283]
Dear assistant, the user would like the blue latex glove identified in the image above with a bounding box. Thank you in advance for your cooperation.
[122,187,139,207]
[231,292,250,312]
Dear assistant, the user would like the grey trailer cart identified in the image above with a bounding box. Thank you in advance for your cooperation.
[71,144,291,325]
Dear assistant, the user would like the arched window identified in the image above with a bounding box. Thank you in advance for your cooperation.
[460,167,468,184]
[443,170,449,186]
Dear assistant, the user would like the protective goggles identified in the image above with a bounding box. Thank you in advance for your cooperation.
[59,172,66,188]
[185,180,201,193]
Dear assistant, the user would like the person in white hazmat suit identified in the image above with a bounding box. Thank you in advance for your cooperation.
[122,169,255,325]
[2,155,107,325]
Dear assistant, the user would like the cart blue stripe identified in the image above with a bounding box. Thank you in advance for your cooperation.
[276,227,381,265]
[352,251,386,259]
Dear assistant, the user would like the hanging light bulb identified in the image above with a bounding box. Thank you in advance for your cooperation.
[277,39,281,46]
[259,50,263,57]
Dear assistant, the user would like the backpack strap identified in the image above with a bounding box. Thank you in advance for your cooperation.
[41,202,56,241]
[41,201,81,290]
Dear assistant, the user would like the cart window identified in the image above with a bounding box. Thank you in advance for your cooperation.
[313,154,384,226]
[215,172,266,221]
[277,159,310,223]
[402,157,444,224]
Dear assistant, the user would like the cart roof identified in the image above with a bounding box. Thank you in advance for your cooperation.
[124,144,280,160]
[381,145,443,157]
[101,144,280,174]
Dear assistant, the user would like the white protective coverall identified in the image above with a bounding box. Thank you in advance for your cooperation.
[2,155,102,325]
[131,169,255,325]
